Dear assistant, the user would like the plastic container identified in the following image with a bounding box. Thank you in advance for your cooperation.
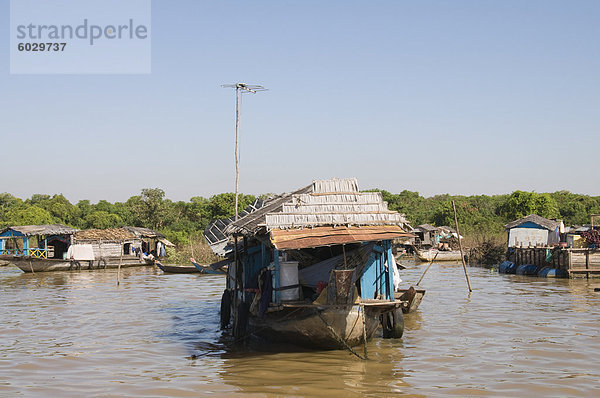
[539,267,567,278]
[538,267,551,277]
[498,261,515,274]
[279,261,300,301]
[516,264,539,276]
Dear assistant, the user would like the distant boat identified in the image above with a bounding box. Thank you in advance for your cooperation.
[416,248,464,262]
[190,258,227,275]
[9,255,154,273]
[155,262,200,274]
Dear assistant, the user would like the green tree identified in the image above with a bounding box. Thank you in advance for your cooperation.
[26,194,80,226]
[207,193,256,220]
[130,188,169,230]
[551,191,600,225]
[76,200,93,227]
[46,194,81,226]
[499,191,559,221]
[112,201,136,226]
[190,196,212,230]
[27,194,51,206]
[6,206,54,225]
[85,211,124,229]
[94,200,115,213]
[0,193,23,227]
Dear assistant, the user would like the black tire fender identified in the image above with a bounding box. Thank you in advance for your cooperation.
[233,301,250,340]
[220,290,232,329]
[381,308,404,339]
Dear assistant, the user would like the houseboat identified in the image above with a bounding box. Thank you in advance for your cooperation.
[208,178,417,350]
[0,224,172,273]
[0,224,78,271]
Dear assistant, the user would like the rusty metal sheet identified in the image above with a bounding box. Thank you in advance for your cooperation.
[270,226,413,250]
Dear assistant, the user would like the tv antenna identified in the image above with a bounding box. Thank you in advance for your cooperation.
[221,83,267,220]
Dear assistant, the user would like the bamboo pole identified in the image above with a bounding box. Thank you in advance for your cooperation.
[117,241,123,286]
[452,200,472,292]
[232,235,239,330]
[189,234,195,259]
[416,251,439,286]
[234,86,240,221]
[361,304,368,360]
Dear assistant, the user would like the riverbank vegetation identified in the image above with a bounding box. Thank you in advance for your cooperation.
[1,188,599,263]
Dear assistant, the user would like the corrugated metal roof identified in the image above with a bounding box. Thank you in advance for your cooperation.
[123,226,164,238]
[158,238,175,247]
[504,214,559,231]
[271,225,413,250]
[416,224,438,232]
[1,224,78,237]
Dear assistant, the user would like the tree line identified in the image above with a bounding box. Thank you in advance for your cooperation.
[1,188,599,246]
[373,189,600,237]
[0,188,257,246]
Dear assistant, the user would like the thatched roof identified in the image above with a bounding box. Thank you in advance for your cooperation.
[74,228,136,241]
[226,178,412,237]
[505,214,559,231]
[1,224,78,237]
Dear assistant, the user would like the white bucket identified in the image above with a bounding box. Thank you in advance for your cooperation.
[279,261,300,301]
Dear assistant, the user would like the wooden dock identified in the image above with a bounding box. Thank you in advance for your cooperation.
[509,247,600,278]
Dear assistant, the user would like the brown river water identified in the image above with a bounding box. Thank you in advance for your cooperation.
[1,260,599,397]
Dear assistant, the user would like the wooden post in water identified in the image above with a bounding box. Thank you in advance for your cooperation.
[586,251,590,279]
[361,304,368,360]
[416,251,439,286]
[232,235,239,328]
[452,200,472,292]
[117,241,123,286]
[189,234,195,260]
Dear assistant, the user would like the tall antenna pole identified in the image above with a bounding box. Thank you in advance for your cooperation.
[235,86,240,221]
[222,83,267,221]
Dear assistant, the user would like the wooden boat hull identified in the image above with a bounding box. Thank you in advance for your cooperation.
[157,263,199,273]
[10,256,152,273]
[249,303,395,349]
[416,249,464,262]
[394,287,426,313]
[191,261,226,275]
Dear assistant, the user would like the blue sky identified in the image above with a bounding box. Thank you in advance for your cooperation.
[1,0,599,203]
